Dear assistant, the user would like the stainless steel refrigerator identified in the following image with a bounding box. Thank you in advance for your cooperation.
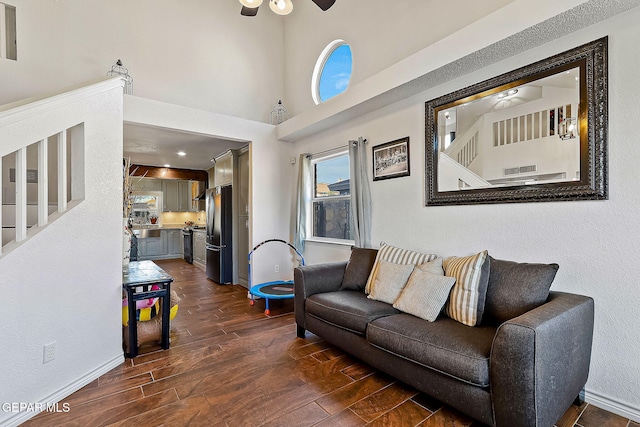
[205,186,233,284]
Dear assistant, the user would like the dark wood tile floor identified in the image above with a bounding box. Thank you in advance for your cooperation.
[23,259,635,427]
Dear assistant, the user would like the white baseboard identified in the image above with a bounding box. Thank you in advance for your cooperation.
[1,354,124,427]
[586,389,640,423]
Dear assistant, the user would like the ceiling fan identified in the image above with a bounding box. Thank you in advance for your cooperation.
[239,0,336,17]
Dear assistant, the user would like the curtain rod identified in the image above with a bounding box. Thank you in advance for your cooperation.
[310,144,348,157]
[310,138,367,157]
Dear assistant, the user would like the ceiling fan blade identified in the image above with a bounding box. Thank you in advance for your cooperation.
[311,0,336,11]
[241,6,259,16]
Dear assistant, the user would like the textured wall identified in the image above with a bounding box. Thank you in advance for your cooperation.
[288,6,640,421]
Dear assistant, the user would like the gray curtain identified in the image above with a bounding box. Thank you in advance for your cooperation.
[349,137,372,248]
[294,153,312,252]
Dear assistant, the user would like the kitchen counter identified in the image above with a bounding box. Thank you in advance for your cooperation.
[132,224,205,230]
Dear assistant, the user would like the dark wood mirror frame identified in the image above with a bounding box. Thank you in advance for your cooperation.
[425,37,608,206]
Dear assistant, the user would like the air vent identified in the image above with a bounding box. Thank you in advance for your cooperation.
[520,165,537,173]
[504,167,520,176]
[504,165,537,176]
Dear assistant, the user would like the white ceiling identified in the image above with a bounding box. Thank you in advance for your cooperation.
[123,123,248,170]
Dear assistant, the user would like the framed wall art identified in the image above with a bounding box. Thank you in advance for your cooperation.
[373,137,410,181]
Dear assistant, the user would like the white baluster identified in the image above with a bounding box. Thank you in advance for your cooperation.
[58,131,67,212]
[38,138,48,226]
[15,147,27,242]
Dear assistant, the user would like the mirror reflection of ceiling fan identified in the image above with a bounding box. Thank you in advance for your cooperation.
[239,0,336,16]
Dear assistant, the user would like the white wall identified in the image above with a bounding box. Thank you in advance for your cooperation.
[0,80,124,426]
[0,0,284,123]
[285,8,640,422]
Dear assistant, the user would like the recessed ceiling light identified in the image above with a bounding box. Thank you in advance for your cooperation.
[177,151,186,156]
[164,164,171,168]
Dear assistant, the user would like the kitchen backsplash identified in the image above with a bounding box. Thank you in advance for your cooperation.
[160,211,205,227]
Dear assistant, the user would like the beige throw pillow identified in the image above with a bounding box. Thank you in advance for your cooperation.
[415,257,445,276]
[367,260,415,305]
[444,250,490,327]
[393,269,456,322]
[365,243,438,294]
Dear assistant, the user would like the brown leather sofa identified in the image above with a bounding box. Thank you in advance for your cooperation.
[294,248,594,427]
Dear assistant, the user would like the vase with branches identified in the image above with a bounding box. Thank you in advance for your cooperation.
[122,158,146,264]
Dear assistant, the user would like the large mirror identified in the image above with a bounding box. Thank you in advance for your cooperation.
[425,37,608,206]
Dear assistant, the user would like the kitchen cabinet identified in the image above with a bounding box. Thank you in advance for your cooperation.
[162,180,179,211]
[163,180,197,212]
[193,230,206,266]
[166,229,182,257]
[132,177,162,191]
[136,228,183,261]
[137,233,165,258]
[214,151,235,187]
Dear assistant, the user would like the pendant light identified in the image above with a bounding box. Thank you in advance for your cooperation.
[269,0,293,15]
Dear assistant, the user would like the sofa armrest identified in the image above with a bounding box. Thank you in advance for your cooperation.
[294,262,347,330]
[490,291,594,427]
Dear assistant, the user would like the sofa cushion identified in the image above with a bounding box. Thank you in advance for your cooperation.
[365,243,439,294]
[306,290,400,335]
[393,269,456,322]
[482,256,559,325]
[340,247,379,291]
[444,251,490,327]
[367,314,497,387]
[367,260,415,305]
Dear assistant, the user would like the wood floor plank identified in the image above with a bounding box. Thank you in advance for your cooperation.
[417,407,475,427]
[312,409,367,427]
[576,404,629,427]
[341,362,377,381]
[19,388,144,427]
[63,389,179,427]
[103,395,221,427]
[556,401,588,427]
[296,354,357,383]
[260,402,329,427]
[367,399,432,427]
[316,372,394,415]
[348,382,418,423]
[62,373,152,407]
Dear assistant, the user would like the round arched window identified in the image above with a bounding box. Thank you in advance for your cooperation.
[312,40,353,105]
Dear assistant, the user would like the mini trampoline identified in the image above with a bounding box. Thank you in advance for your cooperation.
[248,239,304,315]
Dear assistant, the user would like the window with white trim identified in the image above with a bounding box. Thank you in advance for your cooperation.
[311,40,352,105]
[310,152,353,242]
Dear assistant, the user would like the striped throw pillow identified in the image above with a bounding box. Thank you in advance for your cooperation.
[365,243,438,294]
[444,250,490,327]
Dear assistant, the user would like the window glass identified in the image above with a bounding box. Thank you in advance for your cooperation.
[311,153,353,241]
[312,40,352,104]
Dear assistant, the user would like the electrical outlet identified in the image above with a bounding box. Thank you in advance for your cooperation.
[274,265,279,273]
[43,342,56,364]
